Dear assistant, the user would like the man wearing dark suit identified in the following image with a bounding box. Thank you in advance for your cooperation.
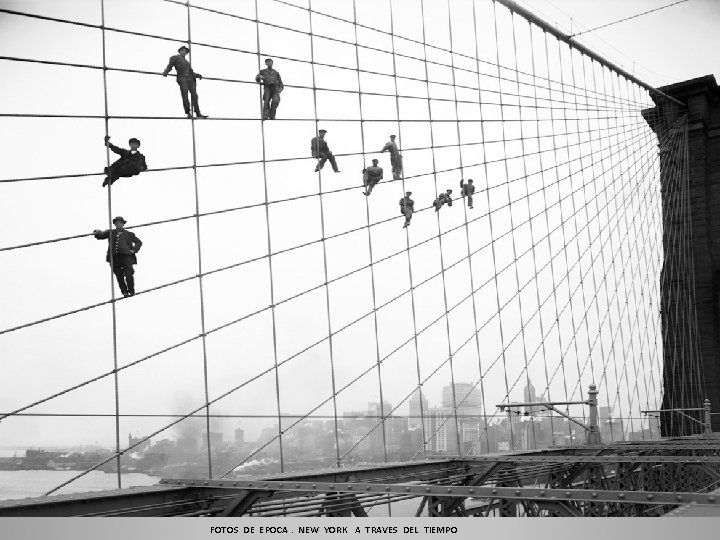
[255,58,283,120]
[102,136,147,187]
[93,217,143,298]
[162,45,208,119]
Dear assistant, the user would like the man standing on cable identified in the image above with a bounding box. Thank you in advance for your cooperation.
[102,136,147,187]
[460,178,475,209]
[255,58,283,120]
[362,159,383,195]
[381,134,403,180]
[433,189,453,212]
[93,217,142,298]
[311,129,340,173]
[400,191,414,228]
[162,45,208,119]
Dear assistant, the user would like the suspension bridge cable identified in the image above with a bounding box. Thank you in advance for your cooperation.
[307,0,343,469]
[567,0,690,39]
[209,124,663,474]
[0,7,654,113]
[0,114,648,190]
[388,0,429,461]
[468,0,492,454]
[37,122,660,493]
[458,127,665,454]
[0,0,680,496]
[251,0,286,473]
[352,0,391,470]
[99,0,123,490]
[339,124,662,461]
[0,123,656,430]
[419,0,462,459]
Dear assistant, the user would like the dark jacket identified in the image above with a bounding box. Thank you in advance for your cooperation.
[460,180,475,196]
[109,144,147,174]
[311,136,330,158]
[94,229,142,264]
[400,196,414,213]
[256,68,283,89]
[434,193,452,207]
[163,55,201,80]
[364,165,383,183]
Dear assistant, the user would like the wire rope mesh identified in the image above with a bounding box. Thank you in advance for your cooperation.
[0,0,698,506]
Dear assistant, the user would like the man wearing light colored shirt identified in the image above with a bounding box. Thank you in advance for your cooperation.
[381,135,403,180]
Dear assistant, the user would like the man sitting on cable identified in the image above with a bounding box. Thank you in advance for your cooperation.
[102,135,147,187]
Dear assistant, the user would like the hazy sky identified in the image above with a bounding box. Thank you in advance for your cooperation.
[0,0,713,481]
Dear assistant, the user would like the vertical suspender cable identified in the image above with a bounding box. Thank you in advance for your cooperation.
[388,1,428,459]
[307,0,342,466]
[452,0,492,455]
[351,0,390,470]
[526,22,557,447]
[590,59,617,439]
[558,40,588,429]
[99,0,122,489]
[467,0,492,454]
[254,0,285,473]
[508,10,539,449]
[538,24,571,443]
[184,1,213,476]
[552,29,581,440]
[490,0,519,450]
[419,0,462,456]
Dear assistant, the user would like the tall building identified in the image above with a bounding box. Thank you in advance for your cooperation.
[201,432,224,450]
[408,389,428,430]
[523,379,540,414]
[426,383,484,456]
[425,407,459,455]
[234,427,244,444]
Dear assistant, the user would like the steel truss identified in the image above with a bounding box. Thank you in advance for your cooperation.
[2,440,720,517]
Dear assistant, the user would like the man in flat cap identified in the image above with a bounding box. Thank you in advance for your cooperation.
[433,189,453,212]
[460,178,475,209]
[255,58,283,120]
[162,45,208,119]
[102,135,148,187]
[400,191,414,228]
[362,158,383,196]
[381,135,403,180]
[311,129,339,173]
[94,217,142,298]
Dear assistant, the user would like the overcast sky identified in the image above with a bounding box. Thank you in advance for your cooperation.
[0,0,714,481]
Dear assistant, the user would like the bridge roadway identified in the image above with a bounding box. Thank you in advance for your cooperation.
[1,437,719,517]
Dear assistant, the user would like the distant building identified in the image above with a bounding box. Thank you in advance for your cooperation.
[234,427,244,444]
[408,389,428,430]
[523,379,541,415]
[202,431,224,450]
[426,407,459,455]
[128,433,151,453]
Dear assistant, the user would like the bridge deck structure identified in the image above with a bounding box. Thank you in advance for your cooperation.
[2,437,719,517]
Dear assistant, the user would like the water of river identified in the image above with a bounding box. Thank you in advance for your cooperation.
[0,470,159,501]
